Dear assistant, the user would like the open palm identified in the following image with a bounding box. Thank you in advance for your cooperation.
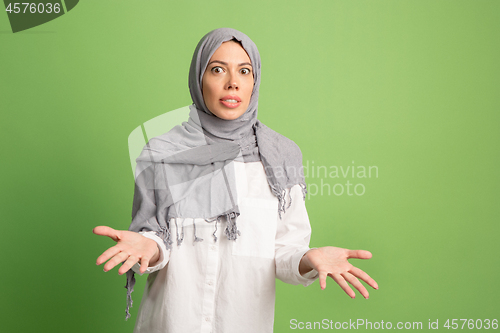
[302,246,378,298]
[93,226,159,275]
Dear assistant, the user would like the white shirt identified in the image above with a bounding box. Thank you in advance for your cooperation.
[132,161,318,333]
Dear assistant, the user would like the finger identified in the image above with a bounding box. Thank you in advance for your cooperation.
[346,249,372,260]
[96,245,121,265]
[330,273,356,299]
[342,272,369,299]
[93,226,121,242]
[350,266,379,290]
[319,271,328,290]
[118,255,140,275]
[103,251,129,272]
[139,257,151,274]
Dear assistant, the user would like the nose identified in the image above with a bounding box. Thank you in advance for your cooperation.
[225,72,239,90]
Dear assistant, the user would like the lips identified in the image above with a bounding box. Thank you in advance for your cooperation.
[220,95,241,108]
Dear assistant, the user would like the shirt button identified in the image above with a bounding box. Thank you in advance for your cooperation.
[207,281,213,286]
[205,317,211,322]
[211,245,216,251]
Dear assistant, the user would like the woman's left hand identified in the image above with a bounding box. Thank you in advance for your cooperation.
[299,247,378,299]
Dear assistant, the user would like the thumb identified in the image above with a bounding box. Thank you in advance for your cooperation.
[93,226,121,242]
[347,249,372,260]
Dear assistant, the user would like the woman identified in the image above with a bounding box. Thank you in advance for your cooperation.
[94,28,378,333]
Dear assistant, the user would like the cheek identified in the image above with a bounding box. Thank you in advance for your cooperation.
[202,80,215,106]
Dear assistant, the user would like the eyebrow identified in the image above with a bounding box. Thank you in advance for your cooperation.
[207,60,252,67]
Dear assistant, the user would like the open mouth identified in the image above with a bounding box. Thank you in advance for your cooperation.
[220,96,241,108]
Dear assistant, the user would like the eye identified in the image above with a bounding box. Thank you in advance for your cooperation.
[240,68,251,75]
[211,66,224,74]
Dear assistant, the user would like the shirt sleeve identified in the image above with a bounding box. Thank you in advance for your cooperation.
[131,231,170,275]
[275,184,319,286]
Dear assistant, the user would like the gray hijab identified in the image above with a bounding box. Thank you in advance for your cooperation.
[125,28,307,319]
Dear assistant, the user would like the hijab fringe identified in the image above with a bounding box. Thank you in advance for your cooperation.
[204,216,220,242]
[193,218,204,243]
[125,270,136,321]
[270,183,308,219]
[300,183,308,201]
[175,218,185,247]
[287,188,293,209]
[224,212,241,240]
[213,218,219,242]
[203,216,218,242]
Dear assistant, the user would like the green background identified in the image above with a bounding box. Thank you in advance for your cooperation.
[1,0,498,332]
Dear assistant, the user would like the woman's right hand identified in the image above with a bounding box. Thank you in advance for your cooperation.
[93,226,160,275]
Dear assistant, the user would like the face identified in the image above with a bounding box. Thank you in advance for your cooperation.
[201,41,254,120]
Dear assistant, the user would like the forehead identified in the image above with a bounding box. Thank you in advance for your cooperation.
[208,41,252,64]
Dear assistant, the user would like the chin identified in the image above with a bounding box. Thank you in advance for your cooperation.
[214,109,246,120]
[223,114,242,120]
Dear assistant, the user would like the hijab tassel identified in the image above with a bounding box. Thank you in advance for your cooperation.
[277,188,287,219]
[175,218,185,247]
[224,211,240,240]
[212,217,219,242]
[125,269,136,321]
[299,183,307,201]
[193,218,204,243]
[155,222,173,251]
[286,187,293,209]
